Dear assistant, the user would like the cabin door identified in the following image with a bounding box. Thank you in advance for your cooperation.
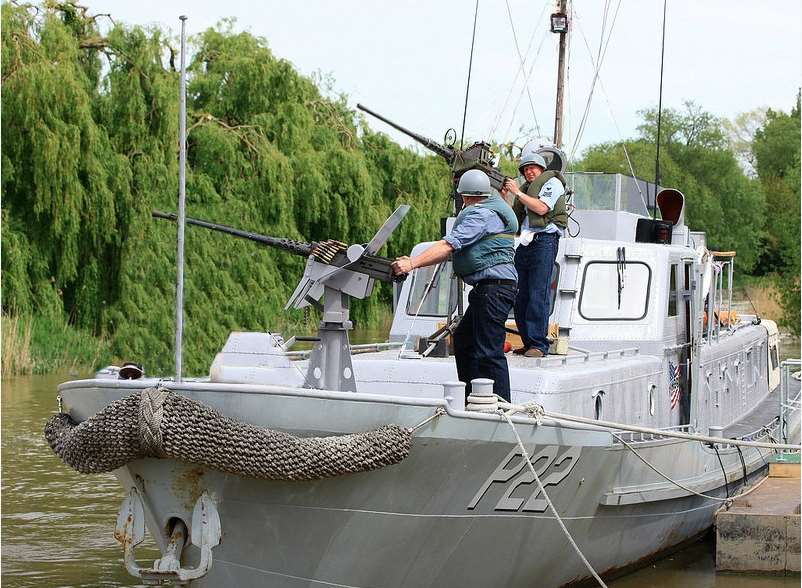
[681,262,693,424]
[668,263,692,425]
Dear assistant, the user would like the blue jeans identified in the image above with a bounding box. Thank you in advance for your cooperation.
[514,233,559,354]
[453,282,516,402]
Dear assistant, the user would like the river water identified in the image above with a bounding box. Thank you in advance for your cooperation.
[2,338,799,587]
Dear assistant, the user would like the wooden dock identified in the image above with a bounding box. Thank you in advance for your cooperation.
[716,454,800,573]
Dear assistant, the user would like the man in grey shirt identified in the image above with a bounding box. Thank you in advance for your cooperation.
[392,170,518,401]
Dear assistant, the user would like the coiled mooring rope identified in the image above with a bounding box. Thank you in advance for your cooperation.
[45,386,411,480]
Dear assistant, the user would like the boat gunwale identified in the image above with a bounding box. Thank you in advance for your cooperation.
[57,377,609,432]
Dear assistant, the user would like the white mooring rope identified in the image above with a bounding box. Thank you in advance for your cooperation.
[500,411,607,588]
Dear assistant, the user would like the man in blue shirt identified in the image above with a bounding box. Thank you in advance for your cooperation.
[392,170,518,401]
[502,152,567,358]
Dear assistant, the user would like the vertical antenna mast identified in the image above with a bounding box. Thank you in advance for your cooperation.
[653,0,668,219]
[174,15,188,383]
[552,0,570,148]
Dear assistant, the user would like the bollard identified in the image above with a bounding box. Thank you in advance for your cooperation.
[467,378,498,412]
[442,381,466,412]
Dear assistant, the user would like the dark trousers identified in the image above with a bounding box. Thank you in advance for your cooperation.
[453,282,516,402]
[514,233,560,354]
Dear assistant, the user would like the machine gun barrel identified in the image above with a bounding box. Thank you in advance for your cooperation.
[357,103,455,162]
[358,104,510,193]
[152,210,404,283]
[152,210,314,256]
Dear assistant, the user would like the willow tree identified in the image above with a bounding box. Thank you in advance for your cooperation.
[2,3,452,374]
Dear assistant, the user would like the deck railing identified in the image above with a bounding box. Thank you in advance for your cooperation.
[779,359,801,445]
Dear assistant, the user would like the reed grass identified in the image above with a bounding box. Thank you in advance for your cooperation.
[2,313,33,377]
[738,283,782,320]
[2,313,111,377]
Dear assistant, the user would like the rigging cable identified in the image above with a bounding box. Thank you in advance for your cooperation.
[503,0,542,138]
[569,0,611,156]
[571,12,645,205]
[453,0,480,323]
[488,0,549,140]
[653,0,669,219]
[459,0,480,150]
[569,0,622,160]
[501,28,551,145]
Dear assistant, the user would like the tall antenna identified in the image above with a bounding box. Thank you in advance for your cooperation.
[653,0,668,219]
[459,0,480,151]
[174,15,188,382]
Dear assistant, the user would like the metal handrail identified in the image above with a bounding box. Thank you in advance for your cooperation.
[286,341,402,360]
[778,359,801,445]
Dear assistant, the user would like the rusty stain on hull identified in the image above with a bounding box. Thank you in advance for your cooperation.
[172,466,206,511]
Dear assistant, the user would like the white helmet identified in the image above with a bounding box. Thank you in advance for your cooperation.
[457,169,492,197]
[518,151,547,173]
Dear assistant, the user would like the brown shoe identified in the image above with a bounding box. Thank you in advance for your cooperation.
[523,348,544,358]
[512,346,529,355]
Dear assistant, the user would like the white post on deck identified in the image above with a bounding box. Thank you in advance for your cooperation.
[174,15,188,383]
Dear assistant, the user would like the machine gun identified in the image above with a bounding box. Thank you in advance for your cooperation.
[357,104,509,194]
[153,206,411,393]
[152,210,404,284]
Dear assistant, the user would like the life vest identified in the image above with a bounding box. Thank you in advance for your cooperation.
[512,170,568,231]
[451,195,518,277]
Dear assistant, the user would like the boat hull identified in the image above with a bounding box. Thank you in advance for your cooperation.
[59,379,800,587]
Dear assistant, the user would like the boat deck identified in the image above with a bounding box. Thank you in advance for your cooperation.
[724,379,801,439]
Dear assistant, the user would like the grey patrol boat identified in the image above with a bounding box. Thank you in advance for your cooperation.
[50,167,801,587]
[48,10,801,588]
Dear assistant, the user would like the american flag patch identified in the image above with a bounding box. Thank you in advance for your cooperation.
[669,361,681,409]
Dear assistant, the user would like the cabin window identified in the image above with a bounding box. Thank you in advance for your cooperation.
[668,264,678,317]
[578,261,651,321]
[406,261,457,317]
[684,262,691,292]
[770,345,779,370]
[648,384,656,416]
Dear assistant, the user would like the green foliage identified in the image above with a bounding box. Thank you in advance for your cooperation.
[1,3,452,374]
[752,94,801,334]
[575,101,765,273]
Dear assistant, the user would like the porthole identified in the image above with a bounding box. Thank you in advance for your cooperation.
[593,391,604,420]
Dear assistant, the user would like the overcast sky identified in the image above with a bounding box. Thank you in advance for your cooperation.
[83,1,801,158]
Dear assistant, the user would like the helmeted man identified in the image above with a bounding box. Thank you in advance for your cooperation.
[392,169,518,401]
[502,151,567,358]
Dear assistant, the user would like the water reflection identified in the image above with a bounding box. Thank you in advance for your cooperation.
[1,374,157,587]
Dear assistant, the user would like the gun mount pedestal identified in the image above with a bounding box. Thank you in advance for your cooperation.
[306,287,356,392]
[282,205,410,393]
